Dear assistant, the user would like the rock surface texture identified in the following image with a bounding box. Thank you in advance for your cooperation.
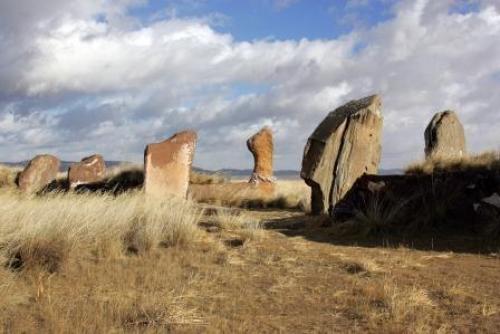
[144,130,197,198]
[68,154,106,189]
[424,111,466,160]
[17,154,60,193]
[301,95,383,215]
[247,127,274,184]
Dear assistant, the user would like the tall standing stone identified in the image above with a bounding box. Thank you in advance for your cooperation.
[424,111,466,160]
[144,130,197,198]
[301,95,383,215]
[68,154,106,189]
[247,127,274,184]
[17,154,60,193]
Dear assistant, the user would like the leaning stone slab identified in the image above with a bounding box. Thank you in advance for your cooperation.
[17,154,60,193]
[144,130,197,198]
[301,95,383,215]
[247,127,274,184]
[425,111,466,160]
[68,154,106,189]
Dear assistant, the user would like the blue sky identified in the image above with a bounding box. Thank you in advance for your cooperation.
[0,0,499,170]
[129,0,395,40]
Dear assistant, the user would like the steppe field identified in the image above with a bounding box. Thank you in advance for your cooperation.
[0,165,499,333]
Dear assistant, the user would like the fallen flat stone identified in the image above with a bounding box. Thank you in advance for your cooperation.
[68,154,106,189]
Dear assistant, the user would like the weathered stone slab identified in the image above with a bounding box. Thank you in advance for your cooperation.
[247,127,274,184]
[425,111,466,160]
[68,154,106,189]
[301,95,383,215]
[144,130,197,198]
[17,154,60,193]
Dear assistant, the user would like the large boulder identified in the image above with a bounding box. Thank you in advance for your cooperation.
[247,127,274,184]
[301,95,383,215]
[144,130,197,198]
[68,154,106,189]
[17,154,60,193]
[424,111,466,160]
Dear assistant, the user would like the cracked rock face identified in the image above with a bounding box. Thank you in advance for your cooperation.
[247,127,274,184]
[68,154,106,189]
[144,130,197,198]
[301,95,383,215]
[18,154,60,193]
[424,111,466,160]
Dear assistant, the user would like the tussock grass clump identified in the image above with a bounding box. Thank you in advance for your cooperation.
[406,151,500,175]
[213,211,263,241]
[0,192,202,272]
[0,164,19,189]
[190,170,229,185]
[191,180,311,211]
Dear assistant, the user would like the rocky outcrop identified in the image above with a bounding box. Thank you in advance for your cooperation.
[425,111,466,160]
[247,127,274,184]
[144,130,197,198]
[68,154,106,189]
[17,154,60,193]
[332,171,500,239]
[301,95,383,215]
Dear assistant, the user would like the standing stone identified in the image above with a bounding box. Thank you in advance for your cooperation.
[17,154,60,193]
[247,127,274,184]
[144,130,197,198]
[68,154,106,189]
[424,111,466,160]
[301,95,383,215]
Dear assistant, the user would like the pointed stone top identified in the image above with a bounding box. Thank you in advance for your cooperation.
[163,130,197,144]
[310,94,382,143]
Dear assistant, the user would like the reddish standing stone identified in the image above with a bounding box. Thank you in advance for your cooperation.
[247,127,274,184]
[144,130,197,198]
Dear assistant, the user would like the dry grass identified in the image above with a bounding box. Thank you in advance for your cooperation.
[0,164,20,188]
[190,180,310,211]
[0,165,499,332]
[0,191,202,271]
[190,170,229,185]
[406,151,500,174]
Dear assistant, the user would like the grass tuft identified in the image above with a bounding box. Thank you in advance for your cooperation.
[0,192,202,272]
[406,151,500,175]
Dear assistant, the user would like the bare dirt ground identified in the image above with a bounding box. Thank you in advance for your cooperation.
[3,206,499,333]
[0,171,499,333]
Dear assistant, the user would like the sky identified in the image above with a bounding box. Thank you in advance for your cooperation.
[0,0,499,170]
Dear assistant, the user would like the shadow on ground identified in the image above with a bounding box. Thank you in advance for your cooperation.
[262,214,500,254]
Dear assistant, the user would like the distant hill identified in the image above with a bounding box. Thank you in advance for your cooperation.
[1,160,132,171]
[1,160,403,179]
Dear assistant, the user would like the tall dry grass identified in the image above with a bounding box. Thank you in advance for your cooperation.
[0,191,203,272]
[406,151,500,174]
[190,180,311,211]
[0,164,19,188]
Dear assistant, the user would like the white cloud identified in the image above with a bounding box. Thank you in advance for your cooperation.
[0,0,499,171]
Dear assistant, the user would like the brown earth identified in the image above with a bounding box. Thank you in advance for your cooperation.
[1,207,499,333]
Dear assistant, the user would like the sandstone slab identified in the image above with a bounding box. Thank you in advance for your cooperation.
[247,127,274,184]
[68,154,106,189]
[144,130,197,198]
[301,95,383,215]
[17,154,60,193]
[425,111,466,160]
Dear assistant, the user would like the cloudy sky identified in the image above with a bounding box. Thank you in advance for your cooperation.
[0,0,499,170]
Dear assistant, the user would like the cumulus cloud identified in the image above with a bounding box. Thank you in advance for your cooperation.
[0,0,499,170]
